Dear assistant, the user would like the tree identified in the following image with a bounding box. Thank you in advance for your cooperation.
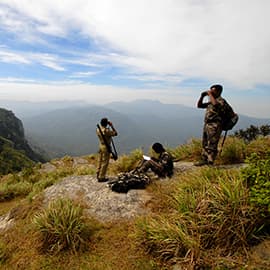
[234,124,270,142]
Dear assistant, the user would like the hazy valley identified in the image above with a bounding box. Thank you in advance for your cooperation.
[1,99,269,159]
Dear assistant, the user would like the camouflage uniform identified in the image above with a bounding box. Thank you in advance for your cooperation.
[96,126,117,180]
[139,151,174,177]
[201,97,225,163]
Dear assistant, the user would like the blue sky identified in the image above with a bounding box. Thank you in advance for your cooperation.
[0,0,269,118]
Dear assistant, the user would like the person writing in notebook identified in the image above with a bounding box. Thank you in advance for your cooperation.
[138,142,174,178]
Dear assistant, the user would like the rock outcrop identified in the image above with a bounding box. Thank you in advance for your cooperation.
[0,161,246,230]
[43,175,152,222]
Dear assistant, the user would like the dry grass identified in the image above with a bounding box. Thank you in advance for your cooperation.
[1,139,270,269]
[135,167,269,269]
[246,136,270,158]
[1,214,161,270]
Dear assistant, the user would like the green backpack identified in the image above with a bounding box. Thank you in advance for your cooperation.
[221,100,239,131]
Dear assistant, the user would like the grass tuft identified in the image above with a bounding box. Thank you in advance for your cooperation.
[33,198,91,254]
[111,149,143,173]
[217,136,246,164]
[246,136,270,159]
[135,167,266,268]
[169,138,202,161]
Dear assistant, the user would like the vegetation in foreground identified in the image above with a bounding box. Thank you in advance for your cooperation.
[0,136,34,175]
[135,156,270,268]
[0,135,269,269]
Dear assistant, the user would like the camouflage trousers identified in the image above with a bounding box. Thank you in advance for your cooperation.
[97,148,110,179]
[202,122,222,163]
[138,159,165,177]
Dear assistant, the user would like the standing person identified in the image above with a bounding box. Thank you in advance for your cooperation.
[96,118,118,182]
[138,142,174,178]
[195,84,226,166]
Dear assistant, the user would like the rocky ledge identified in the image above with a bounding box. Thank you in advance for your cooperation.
[43,175,152,222]
[0,161,245,230]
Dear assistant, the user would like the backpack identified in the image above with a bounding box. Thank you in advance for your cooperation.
[107,172,151,193]
[220,100,239,131]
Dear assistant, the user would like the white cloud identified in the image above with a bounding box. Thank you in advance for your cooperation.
[0,80,189,104]
[31,53,65,71]
[0,0,269,88]
[0,48,65,71]
[70,71,99,78]
[0,50,30,64]
[113,73,185,86]
[0,77,36,83]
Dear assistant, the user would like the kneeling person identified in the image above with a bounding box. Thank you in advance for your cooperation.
[138,142,174,178]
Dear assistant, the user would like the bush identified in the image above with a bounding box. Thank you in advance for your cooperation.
[0,181,33,201]
[241,152,270,215]
[217,136,246,164]
[0,145,34,175]
[246,137,270,159]
[33,198,91,253]
[112,149,143,173]
[169,138,202,161]
[74,166,95,176]
[136,167,264,268]
[235,124,270,142]
[0,166,77,202]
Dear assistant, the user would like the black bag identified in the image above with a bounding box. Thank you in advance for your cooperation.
[108,172,151,193]
[221,101,239,131]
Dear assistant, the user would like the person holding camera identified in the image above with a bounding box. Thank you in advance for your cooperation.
[96,118,118,182]
[195,84,225,166]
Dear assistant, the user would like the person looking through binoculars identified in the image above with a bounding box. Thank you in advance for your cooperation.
[96,118,118,182]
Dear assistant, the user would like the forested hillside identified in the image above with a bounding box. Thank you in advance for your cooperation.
[0,108,45,174]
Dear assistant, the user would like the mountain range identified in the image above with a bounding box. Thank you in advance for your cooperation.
[1,99,269,159]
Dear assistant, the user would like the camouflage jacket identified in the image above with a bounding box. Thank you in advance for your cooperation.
[155,151,174,176]
[204,96,226,124]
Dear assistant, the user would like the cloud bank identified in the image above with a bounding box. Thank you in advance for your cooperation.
[0,0,269,88]
[0,0,269,118]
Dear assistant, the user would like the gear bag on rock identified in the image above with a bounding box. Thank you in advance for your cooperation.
[108,172,151,193]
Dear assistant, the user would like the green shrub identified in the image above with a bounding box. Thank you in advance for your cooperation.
[61,155,74,167]
[136,168,263,268]
[246,137,270,159]
[27,177,56,201]
[74,166,95,176]
[136,215,197,262]
[234,124,270,142]
[169,138,202,161]
[0,181,33,201]
[33,198,91,254]
[217,136,246,164]
[241,152,270,215]
[112,149,143,173]
[0,145,34,175]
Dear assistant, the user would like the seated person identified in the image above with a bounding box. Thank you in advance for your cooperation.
[138,142,174,178]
